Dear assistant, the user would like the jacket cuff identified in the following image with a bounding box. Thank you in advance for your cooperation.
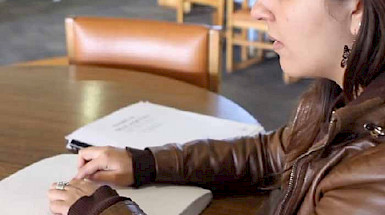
[126,147,156,187]
[147,143,186,182]
[69,185,130,215]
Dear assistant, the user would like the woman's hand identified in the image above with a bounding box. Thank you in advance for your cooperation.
[76,146,134,187]
[48,179,100,215]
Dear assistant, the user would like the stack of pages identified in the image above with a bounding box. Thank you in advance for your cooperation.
[0,101,264,215]
[66,101,264,150]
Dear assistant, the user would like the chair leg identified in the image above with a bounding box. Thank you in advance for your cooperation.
[226,28,234,73]
[183,2,191,13]
[212,11,219,26]
[216,1,224,26]
[256,31,264,60]
[226,0,234,72]
[177,0,184,23]
[241,29,248,62]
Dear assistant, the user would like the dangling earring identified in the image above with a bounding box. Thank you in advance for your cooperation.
[341,22,361,68]
[340,45,351,68]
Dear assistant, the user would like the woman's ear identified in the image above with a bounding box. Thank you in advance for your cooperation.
[350,0,363,35]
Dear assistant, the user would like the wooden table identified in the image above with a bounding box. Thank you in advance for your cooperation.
[0,66,267,214]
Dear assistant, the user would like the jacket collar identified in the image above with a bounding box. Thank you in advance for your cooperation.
[335,72,385,134]
[308,72,385,152]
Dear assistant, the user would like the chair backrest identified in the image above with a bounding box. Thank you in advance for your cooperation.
[228,0,254,13]
[65,17,221,92]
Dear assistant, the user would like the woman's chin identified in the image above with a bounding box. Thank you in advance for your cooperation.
[279,62,305,79]
[281,69,305,79]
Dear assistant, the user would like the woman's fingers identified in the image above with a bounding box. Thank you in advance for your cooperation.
[75,146,134,186]
[76,158,106,179]
[77,147,102,169]
[70,178,101,196]
[48,189,68,201]
[49,200,69,215]
[47,188,76,215]
[48,179,100,215]
[87,170,115,183]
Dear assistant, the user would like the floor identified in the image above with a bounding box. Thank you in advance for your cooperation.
[0,0,311,131]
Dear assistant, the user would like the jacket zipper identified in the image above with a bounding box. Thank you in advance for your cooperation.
[277,160,298,215]
[276,145,324,215]
[277,112,338,214]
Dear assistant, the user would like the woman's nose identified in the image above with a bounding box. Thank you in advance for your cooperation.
[251,1,274,21]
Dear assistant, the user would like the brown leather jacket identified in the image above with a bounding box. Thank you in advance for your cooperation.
[84,73,385,215]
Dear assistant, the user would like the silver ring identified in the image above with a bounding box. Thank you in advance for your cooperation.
[55,181,69,191]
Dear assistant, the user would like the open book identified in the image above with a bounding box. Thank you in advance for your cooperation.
[0,102,264,215]
[0,154,213,215]
[66,101,264,151]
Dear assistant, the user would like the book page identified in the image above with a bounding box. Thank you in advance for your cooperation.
[66,101,264,149]
[0,154,212,215]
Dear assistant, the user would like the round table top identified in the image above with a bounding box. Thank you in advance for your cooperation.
[0,65,264,215]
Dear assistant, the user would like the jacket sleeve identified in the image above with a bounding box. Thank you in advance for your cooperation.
[148,126,290,191]
[99,200,146,215]
[69,186,146,215]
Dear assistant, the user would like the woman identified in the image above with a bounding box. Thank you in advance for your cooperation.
[48,0,385,214]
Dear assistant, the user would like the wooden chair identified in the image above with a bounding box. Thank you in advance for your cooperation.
[226,0,273,73]
[14,56,68,66]
[176,0,225,26]
[158,0,192,13]
[65,17,221,92]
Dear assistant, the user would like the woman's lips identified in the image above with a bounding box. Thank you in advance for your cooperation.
[268,34,284,51]
[273,40,284,50]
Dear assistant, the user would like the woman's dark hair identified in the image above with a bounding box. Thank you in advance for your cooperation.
[285,0,385,162]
